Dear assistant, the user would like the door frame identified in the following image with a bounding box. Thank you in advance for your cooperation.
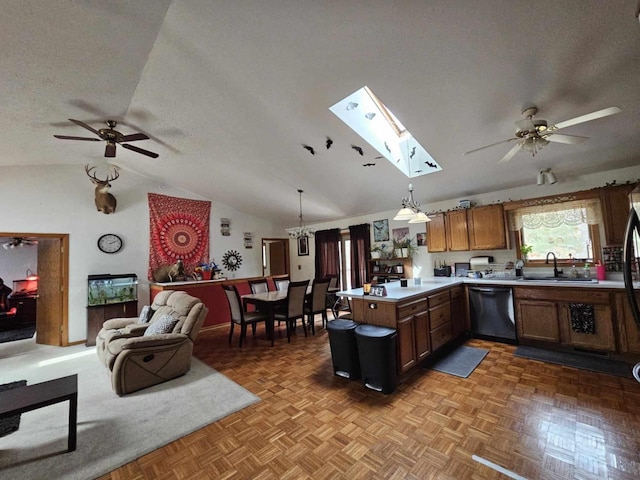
[0,232,69,346]
[261,238,290,277]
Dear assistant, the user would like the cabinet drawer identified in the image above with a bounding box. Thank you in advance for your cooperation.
[398,299,428,319]
[430,303,451,330]
[450,286,463,300]
[431,323,453,351]
[428,290,450,308]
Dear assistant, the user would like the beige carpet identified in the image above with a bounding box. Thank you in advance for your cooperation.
[0,340,259,479]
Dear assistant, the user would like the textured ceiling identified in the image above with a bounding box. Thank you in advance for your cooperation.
[2,1,639,227]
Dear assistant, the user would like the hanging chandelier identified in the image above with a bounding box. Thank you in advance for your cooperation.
[393,183,431,223]
[286,189,316,238]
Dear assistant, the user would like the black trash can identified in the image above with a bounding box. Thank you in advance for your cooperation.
[326,319,361,380]
[354,324,397,394]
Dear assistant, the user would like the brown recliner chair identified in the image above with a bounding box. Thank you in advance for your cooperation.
[95,290,208,396]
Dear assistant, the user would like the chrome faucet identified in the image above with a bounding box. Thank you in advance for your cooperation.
[545,252,563,278]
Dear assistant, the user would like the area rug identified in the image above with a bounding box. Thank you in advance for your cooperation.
[429,345,489,378]
[0,344,259,479]
[514,345,632,378]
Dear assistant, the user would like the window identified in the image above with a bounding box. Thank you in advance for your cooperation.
[510,198,602,264]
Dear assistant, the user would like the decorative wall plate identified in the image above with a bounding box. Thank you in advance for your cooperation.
[222,250,242,271]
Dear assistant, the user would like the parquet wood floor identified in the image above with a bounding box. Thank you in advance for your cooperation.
[99,315,640,480]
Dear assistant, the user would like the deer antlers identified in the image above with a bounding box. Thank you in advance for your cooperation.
[85,164,120,184]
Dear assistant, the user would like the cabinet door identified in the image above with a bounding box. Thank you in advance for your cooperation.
[446,209,469,251]
[558,303,615,352]
[468,204,507,250]
[450,292,467,339]
[616,292,640,355]
[414,311,431,361]
[123,301,139,317]
[398,316,416,373]
[516,300,559,342]
[601,185,634,246]
[86,307,105,347]
[426,212,447,252]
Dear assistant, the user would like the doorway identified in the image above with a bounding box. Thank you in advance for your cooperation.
[0,232,69,346]
[262,238,290,277]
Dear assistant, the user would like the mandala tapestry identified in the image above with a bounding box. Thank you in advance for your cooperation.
[148,193,211,280]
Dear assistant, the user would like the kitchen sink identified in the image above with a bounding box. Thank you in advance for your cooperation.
[518,276,598,283]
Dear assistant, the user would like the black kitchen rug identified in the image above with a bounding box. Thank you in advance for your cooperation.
[0,326,35,344]
[429,345,489,378]
[514,345,633,378]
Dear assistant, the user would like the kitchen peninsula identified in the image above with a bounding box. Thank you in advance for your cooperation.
[338,277,640,376]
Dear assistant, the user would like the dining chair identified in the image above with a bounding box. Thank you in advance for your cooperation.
[273,276,290,292]
[223,284,268,347]
[304,278,330,333]
[273,280,309,342]
[248,278,269,294]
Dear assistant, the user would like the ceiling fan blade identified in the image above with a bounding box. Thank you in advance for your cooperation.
[69,118,102,137]
[105,142,116,158]
[121,143,159,158]
[463,137,518,156]
[515,118,535,131]
[118,133,149,142]
[497,143,522,164]
[53,135,101,141]
[550,106,621,131]
[544,133,588,145]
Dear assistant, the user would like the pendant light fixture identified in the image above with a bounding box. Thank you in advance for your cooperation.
[286,189,315,238]
[393,183,431,223]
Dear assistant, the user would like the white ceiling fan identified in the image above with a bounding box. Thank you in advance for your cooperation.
[464,105,621,164]
[2,237,38,250]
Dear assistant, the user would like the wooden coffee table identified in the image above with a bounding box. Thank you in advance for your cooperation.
[0,374,78,452]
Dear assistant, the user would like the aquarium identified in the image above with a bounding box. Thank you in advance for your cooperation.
[87,273,138,306]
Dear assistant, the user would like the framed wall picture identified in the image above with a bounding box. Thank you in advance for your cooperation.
[373,219,390,242]
[297,235,309,256]
[416,232,426,247]
[392,227,410,243]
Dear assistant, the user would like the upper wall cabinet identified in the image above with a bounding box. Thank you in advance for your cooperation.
[468,204,507,250]
[426,213,447,252]
[601,184,635,246]
[446,209,469,251]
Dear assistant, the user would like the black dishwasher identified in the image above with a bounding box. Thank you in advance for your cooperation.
[468,286,517,344]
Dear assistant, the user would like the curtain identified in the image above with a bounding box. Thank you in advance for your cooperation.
[508,198,602,231]
[314,228,341,280]
[349,223,371,288]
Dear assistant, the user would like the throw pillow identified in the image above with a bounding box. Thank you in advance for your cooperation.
[143,314,178,336]
[138,305,154,324]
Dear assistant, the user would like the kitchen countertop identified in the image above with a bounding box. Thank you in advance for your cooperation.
[338,276,635,303]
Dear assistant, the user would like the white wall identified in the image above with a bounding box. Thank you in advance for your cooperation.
[1,165,281,342]
[296,164,640,281]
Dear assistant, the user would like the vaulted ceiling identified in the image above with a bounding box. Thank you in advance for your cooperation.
[2,1,639,227]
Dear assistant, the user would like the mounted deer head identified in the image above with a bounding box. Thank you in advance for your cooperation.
[85,164,119,214]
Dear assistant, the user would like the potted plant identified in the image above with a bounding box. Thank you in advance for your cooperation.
[394,237,417,258]
[370,244,384,259]
[520,244,533,262]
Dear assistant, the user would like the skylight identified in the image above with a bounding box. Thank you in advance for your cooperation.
[330,86,441,178]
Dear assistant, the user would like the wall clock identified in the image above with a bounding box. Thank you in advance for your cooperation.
[373,219,389,242]
[97,234,123,254]
[222,250,242,271]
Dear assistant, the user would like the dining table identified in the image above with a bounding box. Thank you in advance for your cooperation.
[242,287,311,346]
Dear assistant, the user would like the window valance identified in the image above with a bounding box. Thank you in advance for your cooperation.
[508,198,602,231]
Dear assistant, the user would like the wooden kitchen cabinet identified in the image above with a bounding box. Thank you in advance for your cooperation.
[86,300,138,346]
[426,212,447,252]
[615,291,640,355]
[450,286,467,339]
[558,303,615,352]
[601,184,635,246]
[428,290,452,351]
[468,204,507,250]
[516,300,560,343]
[397,315,417,373]
[446,209,470,251]
[398,298,429,373]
